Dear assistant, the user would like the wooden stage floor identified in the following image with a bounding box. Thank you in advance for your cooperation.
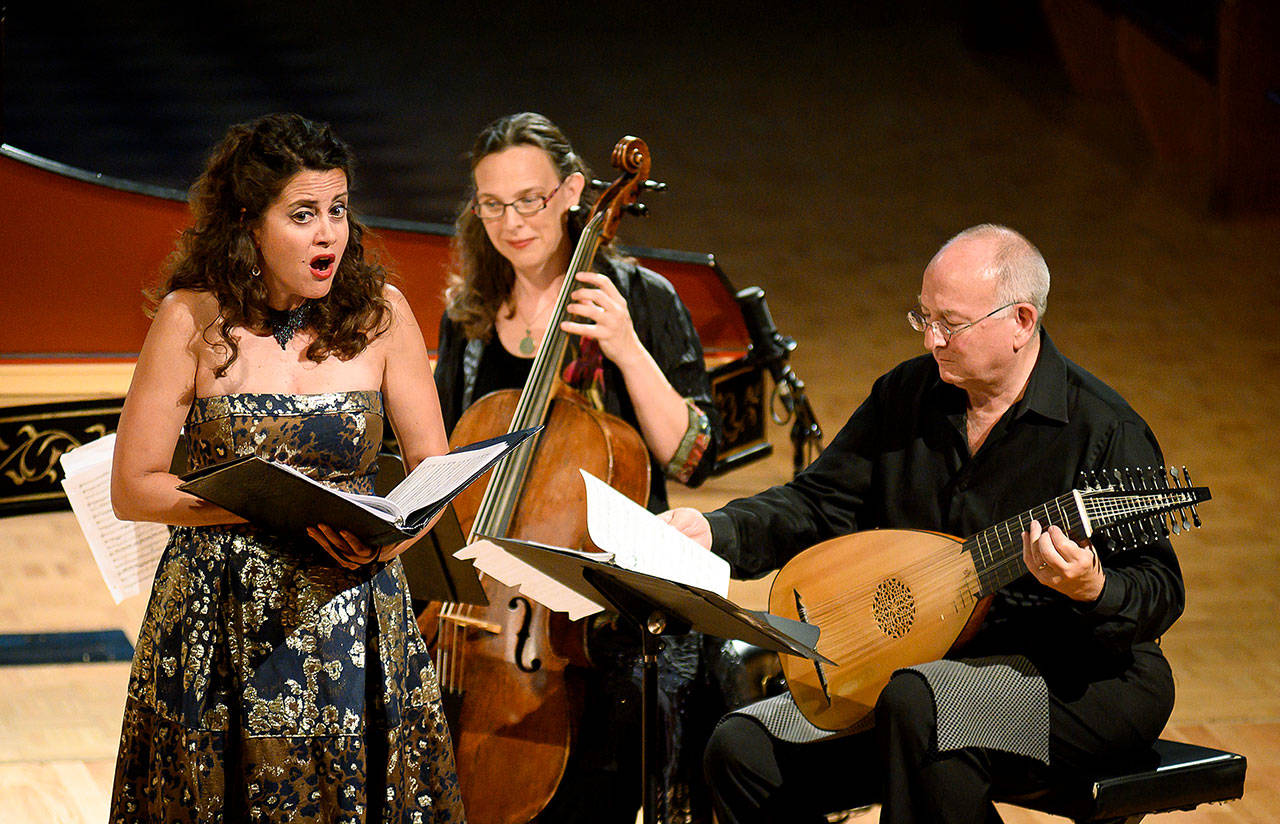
[3,17,1279,824]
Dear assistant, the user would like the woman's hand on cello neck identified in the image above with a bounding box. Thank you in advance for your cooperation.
[562,268,691,465]
[560,270,644,367]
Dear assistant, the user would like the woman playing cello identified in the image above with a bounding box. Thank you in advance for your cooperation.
[433,112,723,822]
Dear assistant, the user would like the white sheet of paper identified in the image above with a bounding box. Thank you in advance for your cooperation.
[384,440,510,515]
[59,434,168,603]
[455,539,607,621]
[581,470,730,597]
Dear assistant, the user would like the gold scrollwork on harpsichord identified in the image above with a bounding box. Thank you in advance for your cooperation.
[0,422,107,486]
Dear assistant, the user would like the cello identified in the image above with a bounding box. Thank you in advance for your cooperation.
[428,136,658,823]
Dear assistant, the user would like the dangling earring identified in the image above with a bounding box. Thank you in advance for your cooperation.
[250,265,261,278]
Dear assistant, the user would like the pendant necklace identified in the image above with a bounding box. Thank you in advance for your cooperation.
[266,302,310,349]
[513,293,555,356]
[518,328,536,356]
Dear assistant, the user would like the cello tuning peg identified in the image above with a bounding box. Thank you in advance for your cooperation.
[589,178,667,193]
[625,202,649,217]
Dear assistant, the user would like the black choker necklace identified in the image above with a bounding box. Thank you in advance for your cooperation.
[266,303,310,349]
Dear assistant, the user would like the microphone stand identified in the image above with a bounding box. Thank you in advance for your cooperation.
[734,287,823,475]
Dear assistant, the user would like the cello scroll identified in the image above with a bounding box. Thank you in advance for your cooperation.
[589,136,663,240]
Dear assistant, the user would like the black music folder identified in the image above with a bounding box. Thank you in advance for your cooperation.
[178,427,539,547]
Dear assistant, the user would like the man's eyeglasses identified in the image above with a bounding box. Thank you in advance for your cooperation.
[472,181,563,221]
[907,302,1017,343]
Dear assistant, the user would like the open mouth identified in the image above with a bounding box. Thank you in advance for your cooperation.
[310,255,336,274]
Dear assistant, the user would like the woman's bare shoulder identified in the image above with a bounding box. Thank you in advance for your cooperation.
[154,288,219,325]
[381,282,411,310]
[147,288,224,340]
[377,283,424,332]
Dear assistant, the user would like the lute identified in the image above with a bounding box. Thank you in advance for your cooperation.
[769,466,1210,731]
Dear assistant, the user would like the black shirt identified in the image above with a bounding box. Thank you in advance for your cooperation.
[470,333,533,402]
[706,331,1184,685]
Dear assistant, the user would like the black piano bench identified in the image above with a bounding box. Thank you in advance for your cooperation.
[996,738,1247,823]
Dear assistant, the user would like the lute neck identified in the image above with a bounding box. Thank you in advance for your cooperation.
[962,491,1086,597]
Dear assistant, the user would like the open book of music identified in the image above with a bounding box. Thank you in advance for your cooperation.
[178,426,540,547]
[457,469,731,619]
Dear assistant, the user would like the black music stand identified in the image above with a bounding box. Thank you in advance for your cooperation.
[485,536,830,824]
[372,456,487,607]
[398,504,488,606]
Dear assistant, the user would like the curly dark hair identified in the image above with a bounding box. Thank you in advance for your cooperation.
[445,112,621,341]
[152,112,390,376]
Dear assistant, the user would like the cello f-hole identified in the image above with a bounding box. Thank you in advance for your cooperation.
[509,595,544,673]
[434,134,657,822]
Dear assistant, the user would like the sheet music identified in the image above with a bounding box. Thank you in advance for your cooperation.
[581,470,730,597]
[59,434,168,603]
[384,440,510,516]
[455,539,608,620]
[453,471,730,618]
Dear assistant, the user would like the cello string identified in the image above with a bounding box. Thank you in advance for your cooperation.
[426,143,658,815]
[436,607,450,692]
[442,603,459,693]
[436,211,610,711]
[461,217,607,548]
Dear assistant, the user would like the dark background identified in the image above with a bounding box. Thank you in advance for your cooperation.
[4,0,1272,405]
[2,2,1068,239]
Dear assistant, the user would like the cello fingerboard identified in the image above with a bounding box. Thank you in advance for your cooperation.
[467,213,608,543]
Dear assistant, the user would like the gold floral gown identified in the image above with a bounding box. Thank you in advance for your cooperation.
[110,392,466,823]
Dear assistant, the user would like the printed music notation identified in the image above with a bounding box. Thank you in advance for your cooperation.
[59,434,168,603]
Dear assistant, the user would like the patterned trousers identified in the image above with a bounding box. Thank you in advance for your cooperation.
[704,664,1171,824]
